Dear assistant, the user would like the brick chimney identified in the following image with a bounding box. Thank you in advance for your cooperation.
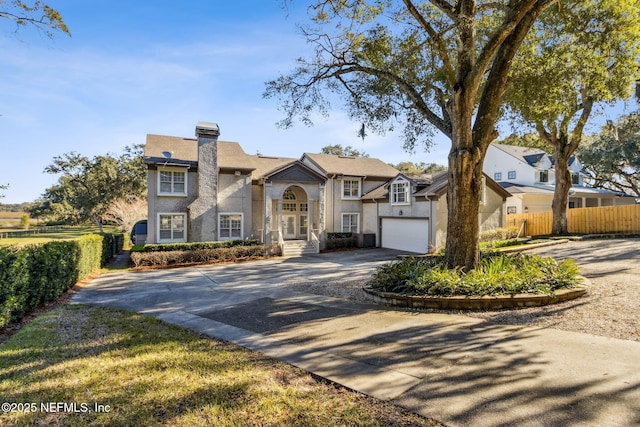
[189,122,220,242]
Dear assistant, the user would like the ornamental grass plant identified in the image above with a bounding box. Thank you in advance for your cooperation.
[366,253,581,297]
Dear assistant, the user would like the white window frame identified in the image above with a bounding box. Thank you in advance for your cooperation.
[342,178,361,199]
[218,213,243,241]
[341,213,360,234]
[391,178,410,205]
[539,170,549,183]
[157,213,187,243]
[157,167,188,196]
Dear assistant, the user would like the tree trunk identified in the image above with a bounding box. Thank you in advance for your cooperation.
[551,143,572,235]
[443,90,486,271]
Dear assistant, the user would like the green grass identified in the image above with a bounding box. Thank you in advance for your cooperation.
[0,304,438,427]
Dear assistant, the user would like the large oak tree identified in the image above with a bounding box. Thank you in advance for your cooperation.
[506,0,640,234]
[266,0,559,269]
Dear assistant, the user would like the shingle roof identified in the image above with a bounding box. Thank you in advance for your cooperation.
[144,134,295,177]
[492,143,549,166]
[302,153,400,179]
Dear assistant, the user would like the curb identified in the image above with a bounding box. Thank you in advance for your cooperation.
[362,281,589,311]
[497,238,569,253]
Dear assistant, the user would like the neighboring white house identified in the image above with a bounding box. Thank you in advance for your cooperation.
[143,122,511,254]
[483,143,636,214]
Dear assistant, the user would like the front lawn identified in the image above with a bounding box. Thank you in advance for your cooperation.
[0,304,438,426]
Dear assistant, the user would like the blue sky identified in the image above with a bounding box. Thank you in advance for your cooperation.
[0,1,636,205]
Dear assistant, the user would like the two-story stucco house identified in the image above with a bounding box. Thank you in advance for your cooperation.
[483,143,635,214]
[143,122,510,254]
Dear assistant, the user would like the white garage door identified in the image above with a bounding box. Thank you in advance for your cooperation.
[381,218,429,254]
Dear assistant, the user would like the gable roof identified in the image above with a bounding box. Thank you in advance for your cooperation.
[362,170,511,200]
[262,160,327,183]
[301,153,399,179]
[491,143,551,167]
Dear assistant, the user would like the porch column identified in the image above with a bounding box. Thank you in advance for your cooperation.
[318,184,326,233]
[307,199,314,240]
[277,199,283,237]
[264,190,273,245]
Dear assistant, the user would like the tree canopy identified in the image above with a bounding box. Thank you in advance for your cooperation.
[0,0,69,38]
[320,144,369,157]
[392,161,446,175]
[579,112,640,198]
[266,0,560,269]
[505,0,640,233]
[33,145,146,229]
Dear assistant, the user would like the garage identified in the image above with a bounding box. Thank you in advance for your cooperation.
[381,217,429,254]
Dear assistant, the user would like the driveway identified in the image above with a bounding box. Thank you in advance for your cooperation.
[72,245,640,427]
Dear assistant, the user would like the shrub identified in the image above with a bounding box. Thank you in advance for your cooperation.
[0,234,107,329]
[325,232,357,250]
[141,239,261,252]
[366,253,581,297]
[479,227,520,242]
[130,244,270,267]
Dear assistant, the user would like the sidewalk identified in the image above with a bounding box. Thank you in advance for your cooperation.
[73,252,640,427]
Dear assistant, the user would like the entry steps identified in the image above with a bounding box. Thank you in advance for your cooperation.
[282,240,317,257]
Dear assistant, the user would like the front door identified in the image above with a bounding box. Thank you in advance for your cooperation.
[283,214,297,239]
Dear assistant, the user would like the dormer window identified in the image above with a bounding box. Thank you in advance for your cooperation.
[539,170,549,183]
[391,179,410,205]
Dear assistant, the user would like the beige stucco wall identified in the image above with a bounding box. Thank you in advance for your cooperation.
[217,173,252,239]
[146,166,197,244]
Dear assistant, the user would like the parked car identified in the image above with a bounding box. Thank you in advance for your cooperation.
[130,220,147,245]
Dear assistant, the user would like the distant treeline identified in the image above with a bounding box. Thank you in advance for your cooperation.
[0,202,36,213]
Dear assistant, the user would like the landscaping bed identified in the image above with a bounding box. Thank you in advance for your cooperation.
[364,252,586,310]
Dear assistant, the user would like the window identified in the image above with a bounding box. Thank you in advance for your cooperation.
[539,170,549,183]
[494,172,502,181]
[283,189,296,200]
[391,180,410,205]
[282,203,297,212]
[571,173,580,185]
[342,179,361,199]
[158,214,186,242]
[219,213,243,240]
[507,206,517,214]
[158,168,187,195]
[342,213,359,233]
[300,203,308,212]
[507,171,516,180]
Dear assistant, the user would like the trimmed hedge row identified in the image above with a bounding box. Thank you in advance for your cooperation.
[135,239,262,253]
[0,233,124,329]
[130,244,272,267]
[326,232,357,250]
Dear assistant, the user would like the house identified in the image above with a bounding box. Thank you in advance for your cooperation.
[483,143,636,214]
[143,122,510,254]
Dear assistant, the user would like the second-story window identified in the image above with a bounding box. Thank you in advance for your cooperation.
[159,169,187,195]
[508,170,516,180]
[342,178,361,199]
[539,170,549,183]
[391,180,410,205]
[494,172,502,181]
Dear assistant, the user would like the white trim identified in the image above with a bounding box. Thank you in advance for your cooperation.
[341,212,360,234]
[157,212,187,243]
[157,166,188,197]
[391,178,411,206]
[480,176,487,205]
[341,178,361,200]
[218,212,244,241]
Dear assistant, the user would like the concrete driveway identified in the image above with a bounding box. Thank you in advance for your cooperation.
[72,247,640,427]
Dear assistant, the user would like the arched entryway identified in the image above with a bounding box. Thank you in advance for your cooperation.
[281,185,309,240]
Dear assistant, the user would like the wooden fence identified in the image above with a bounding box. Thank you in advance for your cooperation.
[507,204,640,237]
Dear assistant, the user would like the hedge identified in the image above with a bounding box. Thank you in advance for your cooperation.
[135,239,262,253]
[130,244,272,267]
[326,232,358,250]
[0,232,124,329]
